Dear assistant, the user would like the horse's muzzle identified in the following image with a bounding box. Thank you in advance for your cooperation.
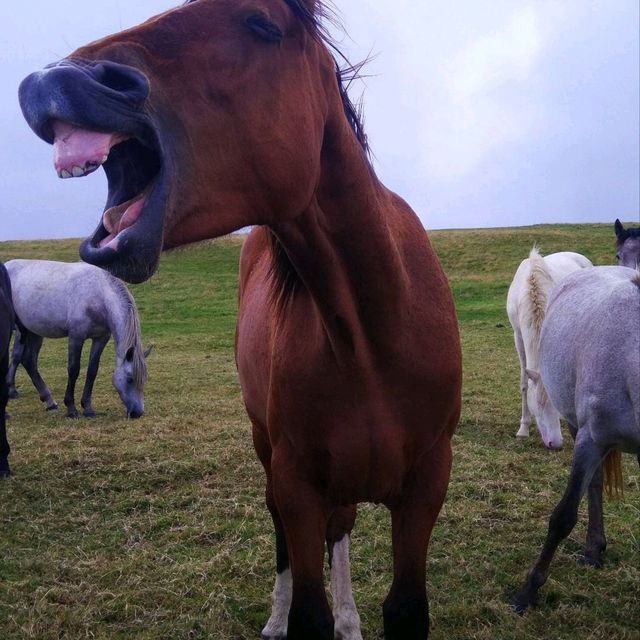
[18,60,150,145]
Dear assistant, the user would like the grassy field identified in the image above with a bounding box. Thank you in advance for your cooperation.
[0,224,638,639]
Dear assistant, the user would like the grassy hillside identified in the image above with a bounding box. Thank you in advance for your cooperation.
[0,224,637,639]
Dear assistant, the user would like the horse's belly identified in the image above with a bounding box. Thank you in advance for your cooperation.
[14,303,68,338]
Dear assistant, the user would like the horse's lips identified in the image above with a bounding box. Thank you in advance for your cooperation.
[52,120,129,178]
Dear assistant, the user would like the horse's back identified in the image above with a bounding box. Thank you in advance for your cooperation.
[541,266,640,450]
[543,251,592,278]
[6,259,112,338]
[506,249,591,337]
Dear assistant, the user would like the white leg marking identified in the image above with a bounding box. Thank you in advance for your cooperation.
[331,536,363,640]
[261,568,292,640]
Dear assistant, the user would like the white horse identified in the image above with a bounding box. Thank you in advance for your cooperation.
[506,248,592,449]
[6,259,151,418]
[512,266,640,613]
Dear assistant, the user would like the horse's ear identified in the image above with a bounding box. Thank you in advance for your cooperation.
[143,344,154,359]
[125,346,135,362]
[614,219,627,241]
[526,369,540,383]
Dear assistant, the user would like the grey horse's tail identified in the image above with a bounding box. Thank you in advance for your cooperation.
[632,266,640,287]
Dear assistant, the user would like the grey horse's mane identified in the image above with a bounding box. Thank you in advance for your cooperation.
[109,276,147,387]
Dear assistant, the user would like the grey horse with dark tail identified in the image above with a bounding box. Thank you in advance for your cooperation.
[6,259,151,418]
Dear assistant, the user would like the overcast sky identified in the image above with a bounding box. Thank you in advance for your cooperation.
[0,0,638,241]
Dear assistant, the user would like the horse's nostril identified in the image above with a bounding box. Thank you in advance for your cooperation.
[96,62,150,103]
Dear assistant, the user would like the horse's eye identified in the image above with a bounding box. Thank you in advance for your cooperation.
[246,14,283,43]
[127,376,134,385]
[616,254,621,260]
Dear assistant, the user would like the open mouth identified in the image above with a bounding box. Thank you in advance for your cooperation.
[52,120,162,254]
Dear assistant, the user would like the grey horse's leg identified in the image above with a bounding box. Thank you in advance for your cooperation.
[20,333,58,410]
[80,336,109,418]
[7,328,23,399]
[511,428,604,614]
[63,336,84,418]
[582,465,606,567]
[0,351,11,477]
[567,423,606,566]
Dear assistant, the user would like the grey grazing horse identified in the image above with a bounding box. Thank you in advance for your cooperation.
[512,266,640,614]
[0,263,14,477]
[6,260,150,418]
[615,219,640,268]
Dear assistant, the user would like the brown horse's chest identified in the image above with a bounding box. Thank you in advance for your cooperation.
[236,279,456,503]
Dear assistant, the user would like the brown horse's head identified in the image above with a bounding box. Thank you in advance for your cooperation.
[19,1,362,283]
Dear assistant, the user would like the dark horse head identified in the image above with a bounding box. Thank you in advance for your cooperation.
[614,219,640,268]
[18,0,364,284]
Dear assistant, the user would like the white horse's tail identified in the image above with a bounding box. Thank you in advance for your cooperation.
[633,266,640,287]
[523,247,553,349]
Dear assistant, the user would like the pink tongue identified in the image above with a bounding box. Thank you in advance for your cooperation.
[103,197,146,235]
[52,121,128,178]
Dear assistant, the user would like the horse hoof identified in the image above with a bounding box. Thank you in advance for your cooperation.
[8,389,18,399]
[578,553,603,569]
[510,591,531,616]
[83,410,96,419]
[66,411,79,419]
[0,466,11,479]
[46,403,58,411]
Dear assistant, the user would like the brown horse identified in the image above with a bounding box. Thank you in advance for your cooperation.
[19,2,462,638]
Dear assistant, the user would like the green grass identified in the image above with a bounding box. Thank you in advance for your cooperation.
[0,224,638,639]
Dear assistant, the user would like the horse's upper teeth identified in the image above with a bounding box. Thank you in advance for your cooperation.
[72,166,85,177]
[59,169,72,179]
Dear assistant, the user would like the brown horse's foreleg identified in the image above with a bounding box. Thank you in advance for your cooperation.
[383,435,452,640]
[252,420,292,640]
[327,505,361,640]
[261,476,292,640]
[511,428,603,614]
[272,465,333,640]
[80,336,109,417]
[63,336,84,418]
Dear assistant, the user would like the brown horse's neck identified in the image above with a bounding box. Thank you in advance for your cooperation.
[270,123,424,362]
